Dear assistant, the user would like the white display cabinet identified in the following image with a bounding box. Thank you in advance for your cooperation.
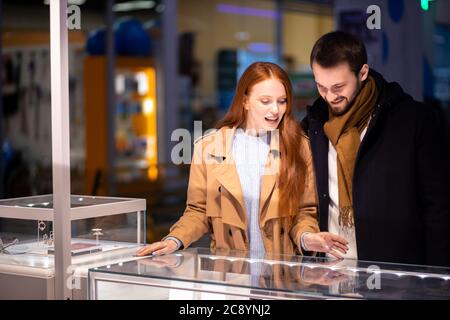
[0,194,146,299]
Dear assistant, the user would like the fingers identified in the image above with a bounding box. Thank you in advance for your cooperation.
[153,239,178,256]
[136,246,153,257]
[137,246,148,255]
[322,232,349,253]
[303,233,350,257]
[136,246,152,256]
[321,271,349,285]
[331,241,349,254]
[153,244,176,256]
[327,247,344,259]
[328,233,349,246]
[331,246,347,255]
[303,268,348,286]
[136,241,166,257]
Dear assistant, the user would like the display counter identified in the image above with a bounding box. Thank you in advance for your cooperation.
[88,247,450,300]
[0,194,146,299]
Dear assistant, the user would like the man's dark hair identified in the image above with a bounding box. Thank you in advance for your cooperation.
[310,31,367,76]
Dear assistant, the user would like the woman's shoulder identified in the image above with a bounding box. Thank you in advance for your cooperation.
[194,128,224,145]
[193,129,218,146]
[194,126,235,146]
[192,126,235,161]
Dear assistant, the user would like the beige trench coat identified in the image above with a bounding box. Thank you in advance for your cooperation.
[165,126,319,255]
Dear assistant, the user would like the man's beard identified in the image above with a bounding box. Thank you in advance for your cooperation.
[328,96,351,116]
[327,80,363,117]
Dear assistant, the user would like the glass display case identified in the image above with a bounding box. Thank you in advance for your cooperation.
[0,194,146,299]
[89,247,450,300]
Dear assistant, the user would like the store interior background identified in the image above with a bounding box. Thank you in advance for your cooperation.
[0,0,449,247]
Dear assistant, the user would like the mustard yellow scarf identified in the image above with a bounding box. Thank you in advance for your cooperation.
[323,76,378,228]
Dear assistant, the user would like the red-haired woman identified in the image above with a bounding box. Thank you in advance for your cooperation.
[138,62,348,258]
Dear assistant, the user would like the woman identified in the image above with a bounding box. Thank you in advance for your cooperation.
[138,62,348,258]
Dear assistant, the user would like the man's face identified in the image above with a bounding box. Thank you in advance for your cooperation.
[312,62,369,116]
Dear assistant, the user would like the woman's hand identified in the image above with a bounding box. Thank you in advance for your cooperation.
[303,232,349,259]
[136,239,179,257]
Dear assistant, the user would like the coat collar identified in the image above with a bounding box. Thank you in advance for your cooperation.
[207,126,281,158]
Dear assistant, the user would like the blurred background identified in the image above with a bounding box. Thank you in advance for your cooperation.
[0,0,449,246]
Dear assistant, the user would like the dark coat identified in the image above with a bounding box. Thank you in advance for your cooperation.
[301,69,450,267]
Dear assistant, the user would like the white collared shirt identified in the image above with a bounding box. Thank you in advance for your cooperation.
[326,126,368,260]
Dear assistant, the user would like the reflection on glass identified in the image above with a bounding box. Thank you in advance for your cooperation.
[93,248,450,300]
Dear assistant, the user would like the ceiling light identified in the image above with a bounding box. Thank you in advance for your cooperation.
[113,1,156,12]
[44,0,86,5]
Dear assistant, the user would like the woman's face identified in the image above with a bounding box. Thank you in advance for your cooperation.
[243,77,287,134]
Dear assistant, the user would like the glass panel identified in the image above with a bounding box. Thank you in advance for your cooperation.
[0,195,145,269]
[0,194,135,208]
[72,211,145,249]
[91,248,450,300]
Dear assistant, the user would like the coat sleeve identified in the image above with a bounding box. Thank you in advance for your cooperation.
[163,140,211,249]
[290,137,320,255]
[416,104,450,266]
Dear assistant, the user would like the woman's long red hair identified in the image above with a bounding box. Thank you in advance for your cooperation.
[215,62,306,215]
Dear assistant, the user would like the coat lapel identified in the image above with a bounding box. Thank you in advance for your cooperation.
[210,127,247,229]
[209,128,283,229]
[259,131,282,226]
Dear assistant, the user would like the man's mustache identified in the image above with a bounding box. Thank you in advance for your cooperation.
[329,97,347,104]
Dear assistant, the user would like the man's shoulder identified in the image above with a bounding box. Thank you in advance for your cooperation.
[382,93,445,139]
[379,76,431,117]
[390,95,435,120]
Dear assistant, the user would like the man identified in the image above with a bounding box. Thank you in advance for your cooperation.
[301,31,450,266]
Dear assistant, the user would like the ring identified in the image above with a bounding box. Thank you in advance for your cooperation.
[38,220,46,231]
